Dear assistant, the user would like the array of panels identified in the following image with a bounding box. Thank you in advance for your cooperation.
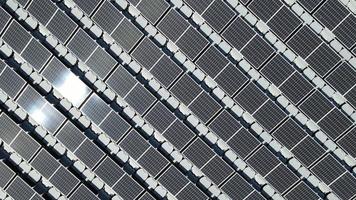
[1,0,356,199]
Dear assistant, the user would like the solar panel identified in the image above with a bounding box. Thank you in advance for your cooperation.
[227,128,260,159]
[183,0,214,14]
[311,155,346,185]
[201,156,234,185]
[267,6,302,41]
[56,122,86,152]
[338,127,356,158]
[0,162,15,188]
[176,183,208,200]
[326,62,356,94]
[246,146,280,176]
[285,182,319,200]
[189,92,221,123]
[176,27,209,60]
[170,74,203,105]
[196,46,229,78]
[119,130,150,160]
[183,138,215,168]
[73,0,101,15]
[106,66,138,97]
[162,120,195,150]
[27,0,57,25]
[137,0,169,24]
[124,84,156,115]
[46,11,77,43]
[99,111,130,142]
[138,147,169,176]
[111,19,143,52]
[201,0,235,33]
[253,100,287,132]
[306,43,341,77]
[318,108,353,140]
[299,90,334,121]
[6,177,35,200]
[74,139,105,168]
[67,29,98,61]
[94,157,125,186]
[330,172,356,200]
[214,64,248,96]
[345,87,356,108]
[158,166,189,195]
[333,15,356,48]
[10,131,40,160]
[279,73,314,104]
[297,0,323,12]
[272,119,307,149]
[291,136,326,167]
[50,166,80,195]
[157,9,190,42]
[31,149,60,179]
[287,26,322,58]
[0,67,26,98]
[209,110,242,141]
[261,54,295,87]
[265,164,299,193]
[145,102,176,132]
[234,83,268,113]
[21,39,51,70]
[222,174,254,200]
[70,184,99,200]
[92,1,124,34]
[132,38,163,70]
[86,47,117,79]
[241,35,275,69]
[2,21,31,53]
[313,0,349,30]
[81,94,111,124]
[150,55,182,88]
[222,17,256,50]
[0,7,10,33]
[248,0,282,22]
[113,174,144,199]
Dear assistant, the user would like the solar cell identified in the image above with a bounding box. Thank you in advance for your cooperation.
[157,9,190,42]
[111,19,143,52]
[70,185,99,200]
[261,54,295,87]
[138,148,170,176]
[10,131,40,161]
[81,94,111,124]
[176,183,208,200]
[56,122,86,152]
[234,83,268,113]
[73,0,101,15]
[287,26,322,58]
[314,0,349,30]
[99,111,130,142]
[150,55,182,88]
[183,0,214,14]
[196,46,229,78]
[137,0,169,24]
[124,84,156,115]
[222,174,254,200]
[241,35,275,69]
[201,0,235,32]
[306,43,341,77]
[209,110,241,141]
[131,38,163,70]
[265,164,299,193]
[215,64,248,96]
[267,6,302,41]
[222,17,256,50]
[227,128,260,159]
[0,7,10,33]
[92,2,124,34]
[326,62,356,94]
[189,92,221,123]
[176,27,209,60]
[248,0,282,22]
[46,11,77,43]
[247,146,280,176]
[297,0,323,12]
